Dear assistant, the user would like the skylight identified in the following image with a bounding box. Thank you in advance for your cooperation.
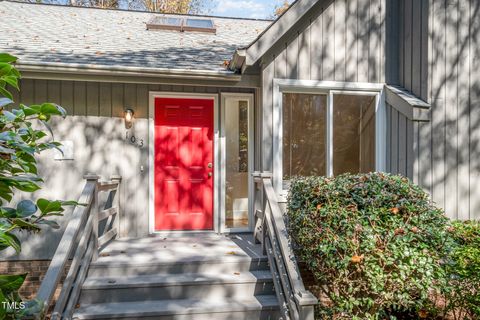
[146,17,216,34]
[146,17,183,31]
[183,19,216,33]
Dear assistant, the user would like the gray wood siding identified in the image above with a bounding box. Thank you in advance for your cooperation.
[3,78,254,260]
[392,0,479,220]
[409,0,479,220]
[260,0,386,171]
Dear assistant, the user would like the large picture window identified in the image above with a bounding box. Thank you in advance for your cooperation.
[282,91,377,181]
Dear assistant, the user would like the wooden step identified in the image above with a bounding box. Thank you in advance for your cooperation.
[79,270,275,303]
[72,296,280,320]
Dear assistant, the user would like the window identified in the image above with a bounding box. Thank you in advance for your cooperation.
[223,96,252,230]
[281,90,378,183]
[332,94,376,175]
[283,93,327,179]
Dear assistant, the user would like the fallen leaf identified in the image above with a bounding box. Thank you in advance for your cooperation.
[350,255,364,264]
[389,207,400,214]
[226,251,237,255]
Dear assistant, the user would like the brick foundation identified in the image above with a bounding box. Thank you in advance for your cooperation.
[0,260,69,301]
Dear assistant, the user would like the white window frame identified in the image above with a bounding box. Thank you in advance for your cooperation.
[272,79,387,193]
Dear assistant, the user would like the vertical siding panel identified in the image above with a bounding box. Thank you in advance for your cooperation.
[403,0,413,91]
[346,0,358,82]
[406,119,414,179]
[430,0,446,210]
[469,0,480,219]
[86,82,99,116]
[123,83,137,109]
[445,0,459,219]
[11,83,19,106]
[310,11,323,80]
[420,0,429,101]
[275,46,287,79]
[379,0,386,82]
[385,105,391,172]
[99,82,112,117]
[398,0,405,85]
[457,0,470,220]
[20,79,34,106]
[418,121,433,194]
[357,0,369,82]
[368,0,381,83]
[398,114,407,176]
[286,37,299,79]
[262,61,274,171]
[148,84,161,93]
[34,79,47,104]
[298,23,311,80]
[323,3,335,80]
[60,81,74,115]
[334,0,347,81]
[111,83,124,118]
[411,0,422,96]
[135,85,148,119]
[390,108,399,174]
[111,83,124,236]
[47,80,61,104]
[73,81,86,116]
[413,121,420,183]
[135,84,149,236]
[124,83,137,237]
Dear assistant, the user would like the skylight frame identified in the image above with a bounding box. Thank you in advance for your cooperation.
[146,17,183,31]
[183,18,216,33]
[146,16,216,34]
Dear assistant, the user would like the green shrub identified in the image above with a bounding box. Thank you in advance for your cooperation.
[287,173,450,320]
[444,220,480,319]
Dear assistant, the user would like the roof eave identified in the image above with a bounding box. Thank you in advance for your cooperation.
[16,61,242,82]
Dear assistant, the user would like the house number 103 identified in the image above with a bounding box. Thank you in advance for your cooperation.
[126,132,144,148]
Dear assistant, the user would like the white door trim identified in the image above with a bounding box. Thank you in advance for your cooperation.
[220,93,255,233]
[148,92,219,235]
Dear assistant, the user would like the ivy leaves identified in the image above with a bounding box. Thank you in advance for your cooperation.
[287,173,451,319]
[0,52,75,320]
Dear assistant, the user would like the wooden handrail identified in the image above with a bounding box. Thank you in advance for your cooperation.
[253,172,317,320]
[36,174,122,319]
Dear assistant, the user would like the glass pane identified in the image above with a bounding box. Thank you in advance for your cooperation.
[185,18,214,29]
[225,99,249,229]
[283,93,327,179]
[333,94,376,175]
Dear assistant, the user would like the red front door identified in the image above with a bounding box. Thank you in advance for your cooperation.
[154,97,214,231]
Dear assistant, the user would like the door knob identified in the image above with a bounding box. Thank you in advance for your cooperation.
[207,163,213,168]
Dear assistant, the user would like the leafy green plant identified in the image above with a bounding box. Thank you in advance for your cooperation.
[0,53,75,319]
[443,220,480,320]
[287,173,451,319]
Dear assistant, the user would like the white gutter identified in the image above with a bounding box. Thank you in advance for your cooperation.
[16,60,242,82]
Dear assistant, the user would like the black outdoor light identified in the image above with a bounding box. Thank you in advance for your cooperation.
[124,108,135,129]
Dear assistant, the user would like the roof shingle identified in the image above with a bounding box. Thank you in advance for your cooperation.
[0,1,271,73]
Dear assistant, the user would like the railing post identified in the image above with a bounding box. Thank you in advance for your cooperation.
[110,174,122,240]
[84,174,100,261]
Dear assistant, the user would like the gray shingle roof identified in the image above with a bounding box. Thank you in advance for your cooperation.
[0,1,271,73]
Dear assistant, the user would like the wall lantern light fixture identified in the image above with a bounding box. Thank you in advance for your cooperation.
[124,108,135,129]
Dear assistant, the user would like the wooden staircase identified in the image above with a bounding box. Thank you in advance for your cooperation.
[71,234,280,320]
[36,173,317,320]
